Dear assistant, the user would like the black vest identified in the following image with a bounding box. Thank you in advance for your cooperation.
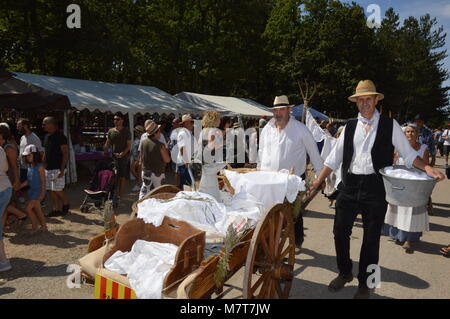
[342,114,394,186]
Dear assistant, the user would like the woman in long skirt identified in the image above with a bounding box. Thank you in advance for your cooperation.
[384,123,430,253]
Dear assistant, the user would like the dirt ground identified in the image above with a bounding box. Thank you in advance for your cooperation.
[0,158,449,299]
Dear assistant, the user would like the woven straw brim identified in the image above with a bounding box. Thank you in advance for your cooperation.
[348,92,384,102]
[146,124,161,136]
[270,104,294,109]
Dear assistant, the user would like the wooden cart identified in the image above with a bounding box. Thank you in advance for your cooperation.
[87,167,322,299]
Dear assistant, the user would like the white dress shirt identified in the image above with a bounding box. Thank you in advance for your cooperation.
[324,110,420,174]
[177,128,196,164]
[257,117,324,177]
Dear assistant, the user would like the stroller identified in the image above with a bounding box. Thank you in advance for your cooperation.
[80,158,117,213]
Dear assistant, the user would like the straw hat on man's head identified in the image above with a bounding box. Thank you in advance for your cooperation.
[145,120,160,136]
[271,95,294,109]
[348,80,384,102]
[182,114,193,123]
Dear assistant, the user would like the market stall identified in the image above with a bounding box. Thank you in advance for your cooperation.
[174,92,273,118]
[1,71,207,179]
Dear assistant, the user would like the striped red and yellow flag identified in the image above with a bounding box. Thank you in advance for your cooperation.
[94,274,137,299]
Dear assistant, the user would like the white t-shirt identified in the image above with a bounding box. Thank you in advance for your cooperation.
[177,128,196,165]
[19,132,44,168]
[443,129,450,146]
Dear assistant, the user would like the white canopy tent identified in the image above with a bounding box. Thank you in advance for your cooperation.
[13,72,205,117]
[174,92,273,117]
[11,72,206,184]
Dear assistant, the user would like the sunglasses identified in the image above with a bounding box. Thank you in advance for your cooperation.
[114,118,123,121]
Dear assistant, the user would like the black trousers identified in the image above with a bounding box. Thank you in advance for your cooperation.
[294,173,307,246]
[334,173,387,288]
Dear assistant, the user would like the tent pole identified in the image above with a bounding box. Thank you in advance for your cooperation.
[64,110,77,184]
[104,113,108,139]
[128,113,135,181]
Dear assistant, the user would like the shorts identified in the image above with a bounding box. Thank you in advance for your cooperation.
[46,169,66,191]
[27,187,41,200]
[114,156,130,179]
[444,145,450,156]
[139,171,165,199]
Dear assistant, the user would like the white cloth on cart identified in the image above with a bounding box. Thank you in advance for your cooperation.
[137,171,304,242]
[104,240,178,299]
[224,169,305,212]
[137,191,264,241]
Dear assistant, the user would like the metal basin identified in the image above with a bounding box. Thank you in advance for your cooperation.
[379,165,437,207]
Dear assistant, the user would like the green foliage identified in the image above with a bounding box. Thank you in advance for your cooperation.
[0,0,448,123]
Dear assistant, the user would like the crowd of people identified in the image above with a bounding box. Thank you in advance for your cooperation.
[0,117,70,272]
[0,80,448,298]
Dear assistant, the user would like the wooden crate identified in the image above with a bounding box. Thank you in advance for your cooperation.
[95,216,205,299]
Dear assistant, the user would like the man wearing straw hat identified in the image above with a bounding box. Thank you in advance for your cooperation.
[139,120,171,199]
[310,80,444,298]
[176,114,197,189]
[258,95,324,247]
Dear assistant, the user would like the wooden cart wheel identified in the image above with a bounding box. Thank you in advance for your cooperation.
[243,203,296,299]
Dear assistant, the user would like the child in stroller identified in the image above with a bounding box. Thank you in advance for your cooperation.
[80,158,117,213]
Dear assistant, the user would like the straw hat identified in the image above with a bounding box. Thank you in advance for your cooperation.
[272,95,294,109]
[134,125,144,134]
[181,114,193,123]
[348,80,384,102]
[144,120,160,136]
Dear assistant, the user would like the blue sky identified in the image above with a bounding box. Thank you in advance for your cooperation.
[341,0,450,89]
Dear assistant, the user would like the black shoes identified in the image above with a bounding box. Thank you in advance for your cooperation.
[353,287,371,299]
[62,204,70,215]
[47,205,70,217]
[328,273,354,292]
[47,210,63,217]
[294,219,304,248]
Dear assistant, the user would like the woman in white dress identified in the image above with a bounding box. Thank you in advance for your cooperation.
[196,111,226,200]
[384,123,430,253]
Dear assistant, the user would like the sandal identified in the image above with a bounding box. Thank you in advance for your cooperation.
[17,216,27,226]
[440,246,450,257]
[38,226,48,233]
